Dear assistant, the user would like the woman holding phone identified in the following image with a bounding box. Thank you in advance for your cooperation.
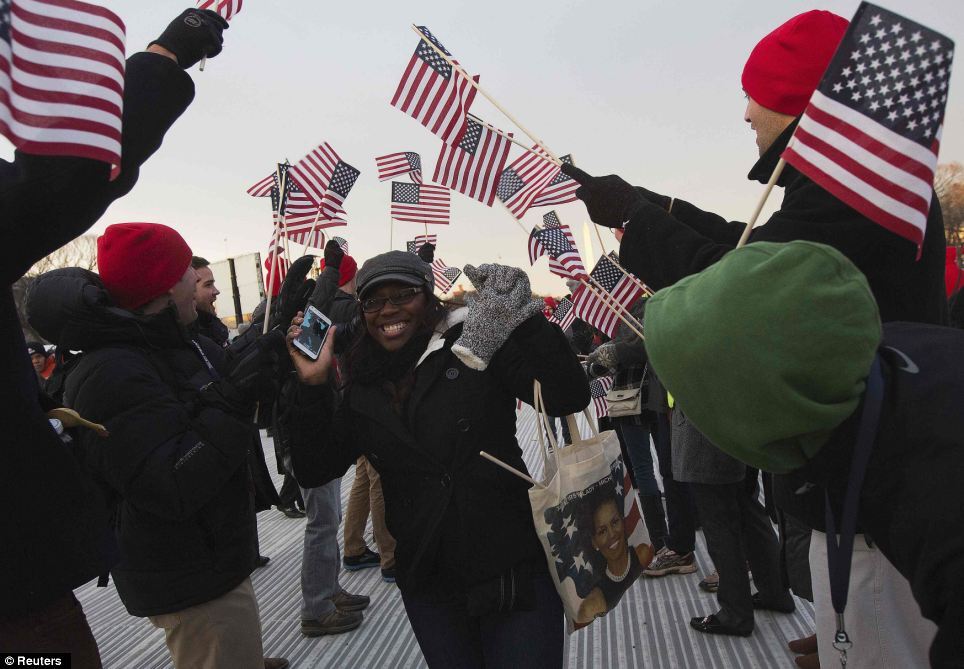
[279,251,588,668]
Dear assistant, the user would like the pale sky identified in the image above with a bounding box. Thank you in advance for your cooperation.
[4,0,963,294]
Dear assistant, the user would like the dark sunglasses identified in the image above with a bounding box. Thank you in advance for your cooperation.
[360,286,422,313]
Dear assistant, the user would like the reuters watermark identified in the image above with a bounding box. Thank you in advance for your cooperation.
[1,655,69,667]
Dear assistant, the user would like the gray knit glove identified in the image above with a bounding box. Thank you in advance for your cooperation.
[452,264,543,371]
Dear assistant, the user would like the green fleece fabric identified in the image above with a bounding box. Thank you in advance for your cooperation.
[643,241,882,474]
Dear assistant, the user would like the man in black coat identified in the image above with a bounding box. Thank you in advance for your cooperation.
[191,255,230,347]
[562,8,946,660]
[29,223,288,669]
[0,9,228,664]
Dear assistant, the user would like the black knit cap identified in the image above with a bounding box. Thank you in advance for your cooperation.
[356,250,434,299]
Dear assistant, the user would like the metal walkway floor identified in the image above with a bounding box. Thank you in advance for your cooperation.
[76,408,814,668]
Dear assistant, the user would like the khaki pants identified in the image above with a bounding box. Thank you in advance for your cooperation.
[343,456,396,568]
[148,577,263,669]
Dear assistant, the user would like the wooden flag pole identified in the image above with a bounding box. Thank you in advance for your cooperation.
[467,114,562,167]
[411,25,562,164]
[424,222,429,239]
[479,451,544,488]
[579,278,645,340]
[389,216,394,251]
[305,206,326,252]
[736,157,786,248]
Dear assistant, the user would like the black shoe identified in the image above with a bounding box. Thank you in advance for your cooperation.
[278,505,306,519]
[256,555,271,568]
[381,567,396,583]
[751,592,796,613]
[689,614,752,637]
[343,548,380,571]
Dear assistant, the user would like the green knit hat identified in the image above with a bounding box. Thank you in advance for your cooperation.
[644,241,882,474]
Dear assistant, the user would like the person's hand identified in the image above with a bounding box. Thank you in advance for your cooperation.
[323,239,344,270]
[223,329,288,399]
[561,164,647,229]
[452,264,543,370]
[150,9,229,70]
[286,312,337,386]
[417,242,436,264]
[272,255,316,331]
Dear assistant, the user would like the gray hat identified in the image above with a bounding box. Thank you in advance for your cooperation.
[356,250,434,299]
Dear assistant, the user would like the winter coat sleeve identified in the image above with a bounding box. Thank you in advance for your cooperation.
[68,350,254,521]
[488,314,590,416]
[0,52,195,283]
[308,267,341,316]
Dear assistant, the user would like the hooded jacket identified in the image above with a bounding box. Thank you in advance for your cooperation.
[280,311,589,597]
[27,268,261,617]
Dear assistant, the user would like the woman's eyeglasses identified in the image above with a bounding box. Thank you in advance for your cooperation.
[360,287,422,313]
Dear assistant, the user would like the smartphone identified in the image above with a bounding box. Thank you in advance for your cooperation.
[292,305,332,361]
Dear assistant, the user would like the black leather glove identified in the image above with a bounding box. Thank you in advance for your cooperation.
[219,329,288,405]
[417,242,436,264]
[271,255,316,331]
[561,164,647,229]
[323,239,344,270]
[150,9,229,69]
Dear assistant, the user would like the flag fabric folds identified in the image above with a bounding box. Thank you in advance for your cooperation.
[781,2,954,250]
[376,151,422,183]
[391,26,478,145]
[528,224,587,280]
[434,117,512,206]
[269,163,294,215]
[332,236,349,254]
[431,258,461,293]
[572,255,645,338]
[196,0,242,20]
[548,297,576,332]
[532,154,580,208]
[496,146,560,219]
[247,172,275,197]
[589,375,614,419]
[391,182,451,225]
[0,0,126,176]
[289,142,360,210]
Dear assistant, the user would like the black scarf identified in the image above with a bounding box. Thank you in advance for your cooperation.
[350,330,434,412]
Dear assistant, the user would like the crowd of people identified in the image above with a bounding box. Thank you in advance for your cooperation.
[2,5,962,669]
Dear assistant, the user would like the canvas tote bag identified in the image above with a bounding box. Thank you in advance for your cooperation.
[528,381,653,632]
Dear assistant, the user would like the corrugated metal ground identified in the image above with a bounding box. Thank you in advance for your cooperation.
[76,408,813,668]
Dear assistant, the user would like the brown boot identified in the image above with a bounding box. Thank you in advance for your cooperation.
[788,633,818,655]
[264,659,290,669]
[794,652,820,669]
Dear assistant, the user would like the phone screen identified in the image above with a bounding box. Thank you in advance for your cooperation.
[294,307,331,360]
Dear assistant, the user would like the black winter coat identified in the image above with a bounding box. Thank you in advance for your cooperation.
[1,53,194,617]
[619,120,947,530]
[281,312,589,596]
[28,270,264,617]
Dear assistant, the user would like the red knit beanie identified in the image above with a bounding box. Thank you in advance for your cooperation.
[319,254,358,287]
[742,10,849,116]
[97,223,193,310]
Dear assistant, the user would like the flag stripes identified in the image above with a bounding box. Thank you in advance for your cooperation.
[572,255,644,338]
[433,117,512,206]
[196,0,242,20]
[497,145,560,219]
[391,182,451,225]
[376,151,422,183]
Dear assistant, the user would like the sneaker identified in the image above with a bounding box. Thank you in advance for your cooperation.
[278,505,306,519]
[343,547,380,571]
[381,566,396,583]
[300,609,363,637]
[643,549,697,577]
[331,590,370,612]
[698,570,719,593]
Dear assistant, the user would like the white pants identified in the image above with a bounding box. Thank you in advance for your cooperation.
[810,531,936,668]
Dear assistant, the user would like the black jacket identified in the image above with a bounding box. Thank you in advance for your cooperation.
[1,52,194,617]
[29,269,262,617]
[619,121,947,529]
[192,310,230,348]
[281,312,589,596]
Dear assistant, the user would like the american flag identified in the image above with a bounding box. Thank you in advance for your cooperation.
[391,182,451,225]
[0,0,126,177]
[496,145,561,219]
[431,257,461,293]
[263,242,290,297]
[548,297,577,332]
[532,154,580,208]
[572,255,645,338]
[782,3,954,251]
[376,151,422,183]
[541,211,580,278]
[434,117,512,206]
[529,225,588,280]
[406,234,437,254]
[391,26,478,145]
[543,457,646,598]
[589,375,614,419]
[333,236,349,254]
[288,143,360,211]
[196,0,242,20]
[269,163,294,215]
[247,172,275,197]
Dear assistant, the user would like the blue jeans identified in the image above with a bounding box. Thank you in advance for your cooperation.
[401,573,565,668]
[300,478,343,619]
[617,421,660,497]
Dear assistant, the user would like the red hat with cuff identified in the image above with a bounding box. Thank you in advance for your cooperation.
[97,223,193,310]
[742,10,849,116]
[319,254,358,287]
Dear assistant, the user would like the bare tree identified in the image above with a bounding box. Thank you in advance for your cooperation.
[935,162,964,247]
[16,235,99,343]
